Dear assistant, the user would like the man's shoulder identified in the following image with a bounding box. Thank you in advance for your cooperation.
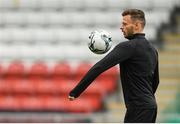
[117,40,134,46]
[120,40,136,46]
[115,40,136,50]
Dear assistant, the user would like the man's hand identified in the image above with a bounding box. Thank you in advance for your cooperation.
[68,96,75,101]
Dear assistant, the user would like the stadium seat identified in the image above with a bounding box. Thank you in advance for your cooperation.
[0,95,20,111]
[5,61,25,77]
[0,78,29,94]
[67,95,102,112]
[12,79,36,94]
[97,66,119,82]
[0,13,2,26]
[56,79,105,98]
[39,0,63,10]
[35,79,61,94]
[92,12,120,27]
[0,0,16,10]
[129,0,153,10]
[28,61,49,78]
[84,0,107,10]
[17,0,39,10]
[0,28,13,44]
[75,62,93,81]
[56,29,80,44]
[144,26,157,41]
[19,95,44,111]
[1,12,26,26]
[11,29,30,44]
[43,95,68,112]
[106,0,129,10]
[52,62,72,79]
[63,0,85,10]
[26,12,47,27]
[47,12,71,27]
[53,79,77,95]
[9,45,46,60]
[153,0,177,10]
[70,12,92,27]
[0,63,5,77]
[34,29,58,44]
[44,94,102,113]
[99,79,117,93]
[106,28,126,43]
[146,11,170,27]
[0,79,10,93]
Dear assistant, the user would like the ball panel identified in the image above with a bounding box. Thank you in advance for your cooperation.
[88,30,112,54]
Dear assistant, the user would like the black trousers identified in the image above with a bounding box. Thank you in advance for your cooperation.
[124,108,157,123]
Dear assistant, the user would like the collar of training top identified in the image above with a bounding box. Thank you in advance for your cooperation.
[126,33,145,40]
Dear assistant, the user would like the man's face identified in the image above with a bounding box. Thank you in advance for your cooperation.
[120,15,136,39]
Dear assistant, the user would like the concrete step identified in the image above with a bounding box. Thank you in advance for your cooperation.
[163,33,180,43]
[163,43,180,52]
[159,51,180,63]
[156,77,180,111]
[160,60,180,65]
[159,70,180,79]
[160,64,180,71]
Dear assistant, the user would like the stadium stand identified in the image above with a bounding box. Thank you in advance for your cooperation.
[0,0,179,122]
[155,6,180,122]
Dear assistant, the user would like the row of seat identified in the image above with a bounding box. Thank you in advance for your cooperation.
[0,27,156,46]
[0,78,117,96]
[0,61,118,96]
[0,61,118,78]
[0,94,102,112]
[0,11,120,28]
[0,11,169,28]
[0,28,121,45]
[0,62,119,113]
[0,45,112,61]
[0,0,178,11]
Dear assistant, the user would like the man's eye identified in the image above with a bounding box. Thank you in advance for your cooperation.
[122,23,126,26]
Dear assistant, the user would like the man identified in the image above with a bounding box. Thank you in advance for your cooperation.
[69,9,159,123]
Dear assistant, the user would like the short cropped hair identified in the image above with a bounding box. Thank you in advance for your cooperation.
[122,9,146,28]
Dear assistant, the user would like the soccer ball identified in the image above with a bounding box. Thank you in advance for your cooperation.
[88,30,112,54]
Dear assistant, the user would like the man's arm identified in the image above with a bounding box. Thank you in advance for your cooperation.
[152,53,159,94]
[69,41,134,99]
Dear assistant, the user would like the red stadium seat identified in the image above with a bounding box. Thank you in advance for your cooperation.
[55,79,77,95]
[0,78,25,94]
[12,79,36,94]
[44,95,102,113]
[0,95,20,111]
[52,62,72,79]
[6,61,25,77]
[0,79,9,93]
[67,95,102,113]
[43,95,68,112]
[96,66,119,93]
[0,64,5,77]
[19,95,44,111]
[75,62,93,81]
[74,63,119,94]
[0,94,103,112]
[35,79,61,94]
[55,79,105,98]
[98,79,117,93]
[28,61,49,78]
[97,66,119,82]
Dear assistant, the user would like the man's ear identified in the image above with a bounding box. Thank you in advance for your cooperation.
[135,21,142,30]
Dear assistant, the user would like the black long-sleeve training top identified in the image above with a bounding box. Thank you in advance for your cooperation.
[69,33,159,109]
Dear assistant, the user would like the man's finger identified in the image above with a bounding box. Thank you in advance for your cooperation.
[68,96,75,101]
